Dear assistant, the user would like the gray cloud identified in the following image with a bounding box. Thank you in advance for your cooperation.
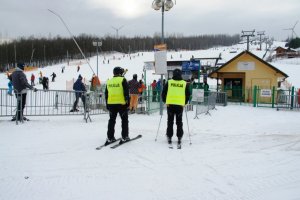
[0,0,299,41]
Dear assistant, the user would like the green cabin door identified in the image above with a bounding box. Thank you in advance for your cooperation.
[224,78,243,101]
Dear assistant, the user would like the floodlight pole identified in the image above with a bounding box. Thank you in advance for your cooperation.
[159,3,165,116]
[153,0,175,115]
[161,4,165,44]
[93,41,102,77]
[96,44,98,76]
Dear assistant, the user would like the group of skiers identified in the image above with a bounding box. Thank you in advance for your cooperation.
[29,72,56,91]
[7,63,190,146]
[69,66,188,145]
[105,66,190,146]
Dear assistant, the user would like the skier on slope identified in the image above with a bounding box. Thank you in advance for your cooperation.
[162,68,190,147]
[105,66,130,143]
[51,72,56,82]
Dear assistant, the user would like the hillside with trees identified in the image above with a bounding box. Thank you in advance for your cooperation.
[0,34,240,72]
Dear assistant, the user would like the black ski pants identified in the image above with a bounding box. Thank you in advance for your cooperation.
[166,105,184,139]
[152,90,157,102]
[15,93,27,120]
[73,93,86,110]
[107,104,129,140]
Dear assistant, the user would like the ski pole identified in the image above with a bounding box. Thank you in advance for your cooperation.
[185,106,192,145]
[155,114,163,141]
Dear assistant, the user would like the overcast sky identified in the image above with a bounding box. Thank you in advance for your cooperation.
[0,0,299,41]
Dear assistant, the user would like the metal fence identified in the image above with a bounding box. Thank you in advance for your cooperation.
[252,86,300,111]
[0,88,107,123]
[1,87,229,124]
[276,93,300,111]
[0,88,163,121]
[192,91,227,118]
[134,90,162,114]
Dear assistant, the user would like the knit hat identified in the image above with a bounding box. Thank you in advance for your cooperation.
[17,63,25,70]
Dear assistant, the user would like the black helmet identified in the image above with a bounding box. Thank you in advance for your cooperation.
[173,68,182,78]
[113,66,124,75]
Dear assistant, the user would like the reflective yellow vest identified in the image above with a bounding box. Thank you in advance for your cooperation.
[107,77,126,104]
[166,79,186,106]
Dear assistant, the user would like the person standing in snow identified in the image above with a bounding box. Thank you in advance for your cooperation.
[42,76,49,90]
[11,62,37,121]
[162,69,190,146]
[156,79,162,102]
[30,73,35,86]
[39,71,43,84]
[151,80,157,102]
[70,74,86,112]
[138,80,146,103]
[105,66,130,143]
[128,74,140,113]
[7,75,13,96]
[90,74,101,91]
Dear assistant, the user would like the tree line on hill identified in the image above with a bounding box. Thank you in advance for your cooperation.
[0,34,240,72]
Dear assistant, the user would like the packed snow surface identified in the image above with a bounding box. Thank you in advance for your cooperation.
[1,106,300,200]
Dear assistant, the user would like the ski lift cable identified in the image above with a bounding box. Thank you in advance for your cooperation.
[48,9,95,75]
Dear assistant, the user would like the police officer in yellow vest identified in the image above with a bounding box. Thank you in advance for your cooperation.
[162,69,190,146]
[105,67,130,143]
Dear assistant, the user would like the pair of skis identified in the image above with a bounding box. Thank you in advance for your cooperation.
[95,134,183,150]
[95,135,142,150]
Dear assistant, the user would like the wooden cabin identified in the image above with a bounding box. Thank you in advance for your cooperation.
[209,50,288,102]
